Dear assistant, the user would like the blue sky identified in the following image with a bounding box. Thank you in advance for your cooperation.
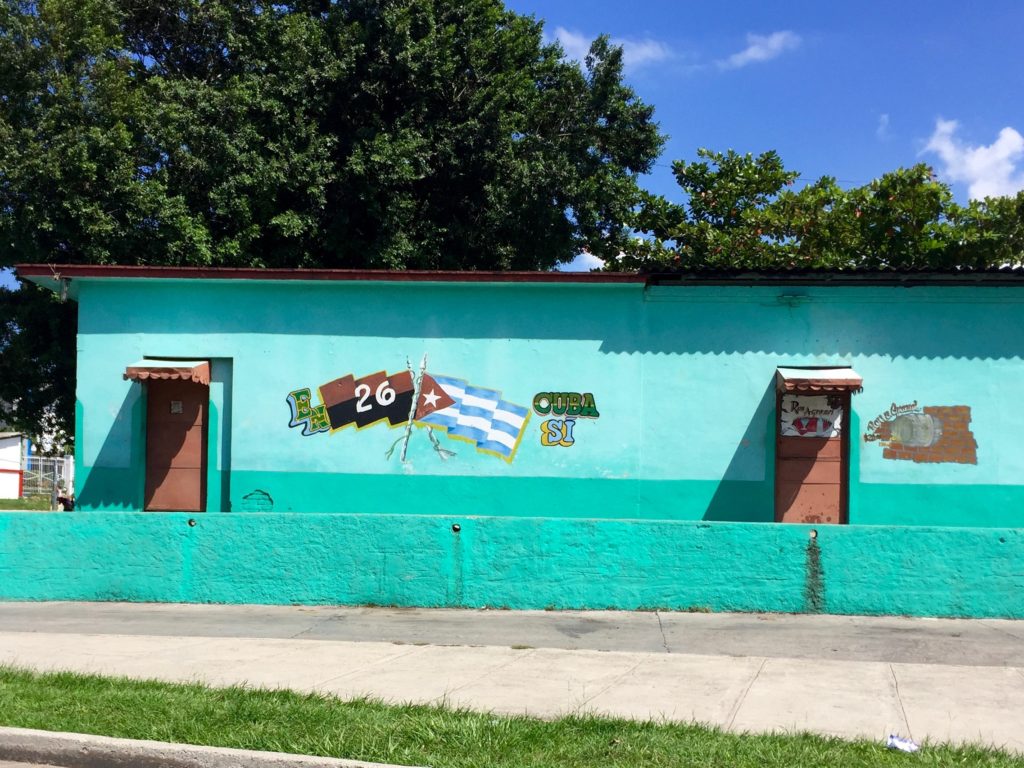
[507,0,1024,204]
[5,1,1022,285]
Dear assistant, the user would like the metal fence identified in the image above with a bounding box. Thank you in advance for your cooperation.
[21,455,74,499]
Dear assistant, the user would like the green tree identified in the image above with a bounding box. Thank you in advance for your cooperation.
[622,148,1024,271]
[625,149,797,268]
[0,0,664,439]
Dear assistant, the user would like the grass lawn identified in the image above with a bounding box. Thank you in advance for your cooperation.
[0,667,1020,767]
[0,495,52,511]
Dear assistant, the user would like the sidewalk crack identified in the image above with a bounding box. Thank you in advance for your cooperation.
[655,611,670,653]
[889,664,912,739]
[443,648,538,695]
[577,657,647,712]
[288,617,332,640]
[980,620,1024,644]
[726,657,766,731]
[311,645,427,687]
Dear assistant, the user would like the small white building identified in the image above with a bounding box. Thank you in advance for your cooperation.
[0,432,25,499]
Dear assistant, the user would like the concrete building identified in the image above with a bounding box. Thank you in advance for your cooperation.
[0,432,25,499]
[3,264,1024,617]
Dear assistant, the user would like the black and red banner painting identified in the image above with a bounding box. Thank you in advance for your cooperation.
[318,370,456,430]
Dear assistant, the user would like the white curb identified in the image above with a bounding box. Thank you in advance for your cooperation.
[0,727,424,768]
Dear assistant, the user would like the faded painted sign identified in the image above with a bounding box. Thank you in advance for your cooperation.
[865,402,977,464]
[780,395,843,438]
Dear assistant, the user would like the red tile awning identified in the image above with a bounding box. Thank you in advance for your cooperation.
[776,367,863,394]
[124,360,210,385]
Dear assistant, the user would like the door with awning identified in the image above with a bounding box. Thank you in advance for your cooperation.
[124,360,209,512]
[774,368,862,524]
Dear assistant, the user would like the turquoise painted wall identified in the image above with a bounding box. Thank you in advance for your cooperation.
[4,276,1024,616]
[2,511,1023,618]
[71,278,1024,526]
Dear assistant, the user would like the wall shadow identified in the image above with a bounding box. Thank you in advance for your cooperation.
[78,281,1024,361]
[79,385,144,510]
[703,380,776,522]
[209,358,233,512]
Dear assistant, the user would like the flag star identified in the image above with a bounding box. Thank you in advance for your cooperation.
[422,389,441,408]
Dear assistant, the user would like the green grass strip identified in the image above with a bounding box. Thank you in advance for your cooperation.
[0,666,1020,767]
[0,496,53,511]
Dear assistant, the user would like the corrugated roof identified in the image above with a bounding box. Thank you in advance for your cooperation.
[647,265,1024,286]
[123,360,211,385]
[776,367,864,394]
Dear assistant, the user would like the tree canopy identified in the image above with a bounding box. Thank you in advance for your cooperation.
[621,149,1024,271]
[1,0,663,271]
[0,0,664,440]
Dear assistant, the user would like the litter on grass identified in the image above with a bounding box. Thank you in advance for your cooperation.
[887,734,920,753]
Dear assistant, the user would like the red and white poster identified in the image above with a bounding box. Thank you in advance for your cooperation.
[780,395,843,438]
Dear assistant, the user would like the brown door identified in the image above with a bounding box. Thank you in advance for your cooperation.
[145,378,208,512]
[775,392,849,524]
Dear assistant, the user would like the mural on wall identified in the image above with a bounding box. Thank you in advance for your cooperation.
[780,395,843,438]
[287,356,530,463]
[533,392,600,447]
[865,401,977,464]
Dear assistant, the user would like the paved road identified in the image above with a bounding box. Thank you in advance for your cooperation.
[2,602,1024,752]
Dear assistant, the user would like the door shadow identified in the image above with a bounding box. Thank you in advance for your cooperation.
[78,385,145,510]
[703,381,776,522]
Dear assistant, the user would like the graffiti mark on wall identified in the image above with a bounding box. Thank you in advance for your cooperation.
[865,401,977,464]
[286,356,530,463]
[533,392,600,448]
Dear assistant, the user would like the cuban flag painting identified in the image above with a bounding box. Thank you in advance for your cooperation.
[416,374,530,461]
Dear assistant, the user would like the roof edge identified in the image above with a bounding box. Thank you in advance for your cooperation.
[15,264,1024,288]
[14,264,646,284]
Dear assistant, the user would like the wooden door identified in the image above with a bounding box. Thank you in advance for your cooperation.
[145,378,208,512]
[775,392,849,524]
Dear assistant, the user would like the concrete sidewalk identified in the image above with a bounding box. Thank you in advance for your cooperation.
[2,602,1024,752]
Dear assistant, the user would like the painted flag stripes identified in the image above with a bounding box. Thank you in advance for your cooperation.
[417,374,529,460]
[318,370,455,431]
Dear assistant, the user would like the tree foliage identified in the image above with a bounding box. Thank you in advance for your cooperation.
[622,149,1024,271]
[0,0,663,439]
[0,281,76,446]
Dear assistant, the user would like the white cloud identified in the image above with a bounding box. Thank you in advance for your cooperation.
[619,38,674,69]
[557,252,605,272]
[876,113,890,141]
[923,118,1024,199]
[551,27,673,71]
[718,31,801,70]
[552,27,591,62]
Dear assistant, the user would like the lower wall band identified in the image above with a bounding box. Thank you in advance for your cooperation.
[0,512,1021,618]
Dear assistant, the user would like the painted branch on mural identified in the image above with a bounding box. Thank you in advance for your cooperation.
[865,402,977,464]
[286,359,530,463]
